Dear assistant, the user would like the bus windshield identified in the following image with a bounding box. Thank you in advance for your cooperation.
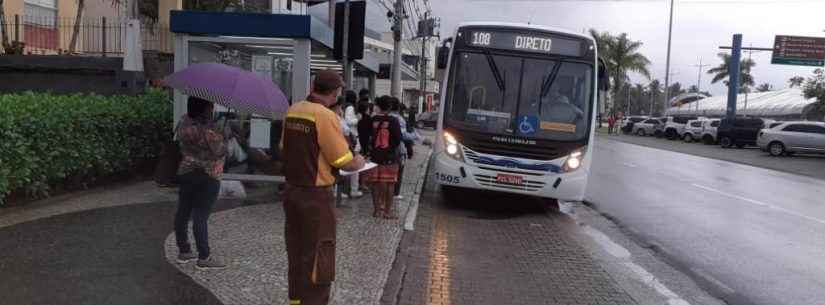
[446,51,593,141]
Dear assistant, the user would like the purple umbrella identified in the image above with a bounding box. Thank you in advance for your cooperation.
[163,63,288,116]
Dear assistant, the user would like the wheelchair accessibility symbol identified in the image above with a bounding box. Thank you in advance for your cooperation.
[517,116,538,135]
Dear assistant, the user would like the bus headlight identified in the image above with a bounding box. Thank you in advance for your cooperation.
[443,131,464,162]
[563,150,585,172]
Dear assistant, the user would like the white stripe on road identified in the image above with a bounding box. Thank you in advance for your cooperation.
[692,183,825,226]
[562,202,692,305]
[622,162,638,168]
[691,184,769,207]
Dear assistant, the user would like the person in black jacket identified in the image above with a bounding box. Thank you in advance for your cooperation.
[365,96,402,219]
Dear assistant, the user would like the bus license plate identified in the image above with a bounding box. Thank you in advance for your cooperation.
[496,174,523,185]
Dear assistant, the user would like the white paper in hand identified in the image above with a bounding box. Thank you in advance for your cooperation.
[340,162,378,176]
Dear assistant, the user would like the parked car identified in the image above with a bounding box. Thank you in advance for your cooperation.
[700,119,721,145]
[632,118,663,136]
[620,116,649,134]
[767,121,784,129]
[682,119,706,142]
[415,112,438,129]
[717,117,773,148]
[652,117,668,137]
[664,116,698,140]
[758,121,825,156]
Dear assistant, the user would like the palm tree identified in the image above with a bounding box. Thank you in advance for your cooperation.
[588,29,612,59]
[707,52,755,93]
[789,76,805,88]
[756,83,773,92]
[606,33,651,98]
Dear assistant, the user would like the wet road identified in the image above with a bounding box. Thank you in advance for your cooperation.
[587,137,825,305]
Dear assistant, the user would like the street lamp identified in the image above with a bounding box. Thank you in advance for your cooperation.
[664,0,675,115]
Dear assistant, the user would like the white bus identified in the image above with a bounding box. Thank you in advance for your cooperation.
[432,22,609,203]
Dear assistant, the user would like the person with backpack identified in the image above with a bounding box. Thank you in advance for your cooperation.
[366,96,403,219]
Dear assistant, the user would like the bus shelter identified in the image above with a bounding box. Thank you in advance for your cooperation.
[169,10,379,180]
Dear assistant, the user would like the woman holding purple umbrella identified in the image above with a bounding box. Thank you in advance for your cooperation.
[174,96,228,270]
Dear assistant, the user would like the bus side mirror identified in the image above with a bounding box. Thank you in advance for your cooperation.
[437,38,453,70]
[598,58,610,91]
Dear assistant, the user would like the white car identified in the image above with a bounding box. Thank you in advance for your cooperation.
[700,119,721,145]
[682,119,705,142]
[620,116,649,134]
[663,116,698,140]
[632,118,663,136]
[758,121,825,156]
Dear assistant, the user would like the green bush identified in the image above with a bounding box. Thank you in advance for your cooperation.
[0,90,173,205]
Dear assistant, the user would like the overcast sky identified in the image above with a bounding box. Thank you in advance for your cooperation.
[398,0,825,96]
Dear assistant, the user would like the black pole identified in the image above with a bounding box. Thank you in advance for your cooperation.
[14,14,19,42]
[726,34,742,121]
[101,17,107,57]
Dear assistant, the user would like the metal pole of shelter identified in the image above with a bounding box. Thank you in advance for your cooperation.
[726,34,743,121]
[663,0,675,114]
[342,0,352,88]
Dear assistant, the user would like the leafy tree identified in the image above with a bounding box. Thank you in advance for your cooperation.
[802,69,825,120]
[789,76,805,88]
[756,83,773,92]
[606,33,651,98]
[707,52,755,94]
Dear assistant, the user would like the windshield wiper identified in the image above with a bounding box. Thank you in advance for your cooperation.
[483,52,506,92]
[538,62,562,114]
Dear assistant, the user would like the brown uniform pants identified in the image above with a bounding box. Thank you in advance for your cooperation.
[284,185,336,305]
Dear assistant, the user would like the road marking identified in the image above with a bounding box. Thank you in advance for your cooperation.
[692,183,825,226]
[561,201,692,305]
[622,162,638,168]
[691,184,768,207]
[583,226,631,259]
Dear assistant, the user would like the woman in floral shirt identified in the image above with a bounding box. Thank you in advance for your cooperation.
[174,96,228,270]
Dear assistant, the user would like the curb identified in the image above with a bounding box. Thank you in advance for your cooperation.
[403,148,433,231]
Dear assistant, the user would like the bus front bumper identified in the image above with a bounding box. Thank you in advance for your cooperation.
[430,152,588,202]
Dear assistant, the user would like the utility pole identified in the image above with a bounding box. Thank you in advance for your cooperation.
[663,0,675,115]
[693,59,709,111]
[342,0,352,88]
[418,10,431,115]
[391,0,404,98]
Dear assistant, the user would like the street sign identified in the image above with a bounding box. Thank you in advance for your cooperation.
[771,58,825,67]
[772,35,825,66]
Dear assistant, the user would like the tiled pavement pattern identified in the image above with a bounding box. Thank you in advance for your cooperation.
[164,147,432,305]
[387,178,637,305]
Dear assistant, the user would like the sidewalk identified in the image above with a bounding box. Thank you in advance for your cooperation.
[163,146,432,305]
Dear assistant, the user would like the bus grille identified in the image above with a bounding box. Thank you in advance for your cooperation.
[464,148,559,174]
[461,136,563,161]
[473,174,545,192]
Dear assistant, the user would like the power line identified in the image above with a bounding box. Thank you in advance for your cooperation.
[369,0,392,12]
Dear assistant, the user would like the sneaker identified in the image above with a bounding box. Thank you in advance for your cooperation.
[350,191,364,198]
[177,252,197,264]
[195,256,227,270]
[340,193,349,199]
[394,195,404,200]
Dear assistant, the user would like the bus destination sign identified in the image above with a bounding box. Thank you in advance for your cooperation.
[464,29,583,57]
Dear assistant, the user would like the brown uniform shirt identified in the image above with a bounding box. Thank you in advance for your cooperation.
[282,100,353,187]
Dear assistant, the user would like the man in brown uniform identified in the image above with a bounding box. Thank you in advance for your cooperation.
[281,70,365,305]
